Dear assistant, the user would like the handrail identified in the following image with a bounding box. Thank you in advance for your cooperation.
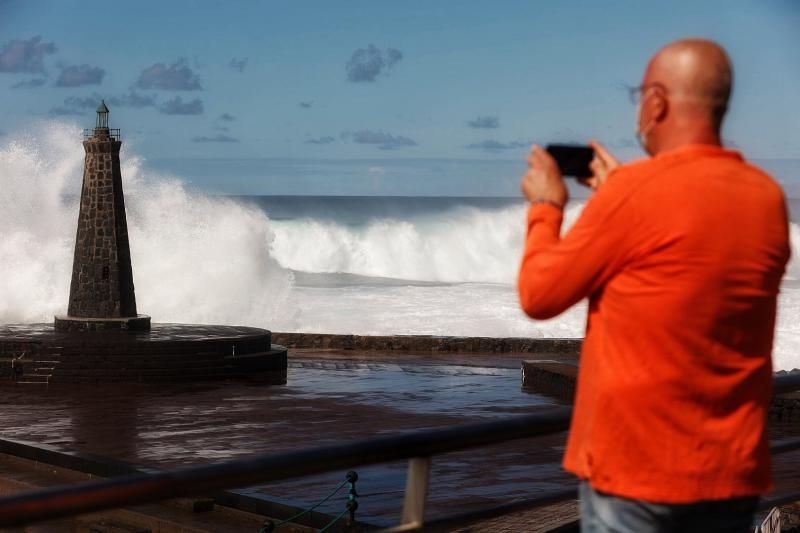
[82,128,121,141]
[0,373,796,528]
[376,435,800,533]
[0,407,572,527]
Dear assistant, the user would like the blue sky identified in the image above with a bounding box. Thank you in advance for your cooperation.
[0,1,798,194]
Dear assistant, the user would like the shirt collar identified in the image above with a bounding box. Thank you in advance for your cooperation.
[654,143,743,162]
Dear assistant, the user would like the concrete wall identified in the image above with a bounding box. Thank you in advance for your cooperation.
[272,332,582,354]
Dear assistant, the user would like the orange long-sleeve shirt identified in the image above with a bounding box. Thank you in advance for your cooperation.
[518,144,790,503]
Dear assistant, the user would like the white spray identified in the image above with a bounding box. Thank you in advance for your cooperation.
[0,122,293,326]
[0,123,797,370]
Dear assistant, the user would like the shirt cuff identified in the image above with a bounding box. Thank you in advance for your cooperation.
[527,202,564,232]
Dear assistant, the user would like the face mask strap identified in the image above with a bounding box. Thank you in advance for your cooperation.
[636,119,655,153]
[635,88,659,154]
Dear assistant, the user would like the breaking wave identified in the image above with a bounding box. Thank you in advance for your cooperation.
[0,122,292,325]
[0,123,798,370]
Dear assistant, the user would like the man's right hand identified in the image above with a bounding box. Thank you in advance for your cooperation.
[579,141,620,190]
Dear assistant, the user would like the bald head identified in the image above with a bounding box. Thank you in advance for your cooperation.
[636,39,733,155]
[645,38,733,124]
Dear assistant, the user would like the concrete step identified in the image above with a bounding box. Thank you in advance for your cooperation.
[56,353,227,362]
[55,359,232,372]
[20,371,49,377]
[49,370,245,384]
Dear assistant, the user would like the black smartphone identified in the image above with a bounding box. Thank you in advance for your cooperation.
[546,144,594,178]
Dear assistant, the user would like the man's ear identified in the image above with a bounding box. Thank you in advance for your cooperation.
[650,92,669,123]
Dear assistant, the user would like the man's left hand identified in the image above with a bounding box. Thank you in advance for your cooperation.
[520,145,568,207]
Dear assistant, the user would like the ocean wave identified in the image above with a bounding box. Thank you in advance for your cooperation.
[0,122,293,325]
[0,123,798,370]
[268,202,584,284]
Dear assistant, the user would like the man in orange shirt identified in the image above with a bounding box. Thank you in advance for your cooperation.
[518,39,790,532]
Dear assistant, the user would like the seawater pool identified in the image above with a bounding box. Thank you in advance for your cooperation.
[0,353,796,526]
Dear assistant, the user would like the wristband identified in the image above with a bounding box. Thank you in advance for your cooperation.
[530,198,565,210]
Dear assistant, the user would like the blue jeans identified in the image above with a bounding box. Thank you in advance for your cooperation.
[579,482,759,533]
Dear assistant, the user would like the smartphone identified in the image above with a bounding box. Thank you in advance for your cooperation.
[546,144,594,178]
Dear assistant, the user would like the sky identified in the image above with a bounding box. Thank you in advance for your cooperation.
[0,0,798,195]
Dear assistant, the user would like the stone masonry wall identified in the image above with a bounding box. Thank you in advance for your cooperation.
[272,332,582,354]
[66,136,137,318]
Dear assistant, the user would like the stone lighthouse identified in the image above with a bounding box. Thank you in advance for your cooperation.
[55,101,150,331]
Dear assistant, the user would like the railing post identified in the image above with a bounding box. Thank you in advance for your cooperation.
[346,470,359,526]
[401,456,431,528]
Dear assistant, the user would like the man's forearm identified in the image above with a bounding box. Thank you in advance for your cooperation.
[517,191,628,320]
[518,203,568,319]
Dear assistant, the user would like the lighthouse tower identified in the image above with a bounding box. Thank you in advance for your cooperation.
[55,101,150,331]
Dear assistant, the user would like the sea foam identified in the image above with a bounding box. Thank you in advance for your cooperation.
[0,123,798,370]
[0,123,293,326]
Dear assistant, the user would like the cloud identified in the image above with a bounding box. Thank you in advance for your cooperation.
[305,136,336,145]
[346,45,403,83]
[55,64,105,87]
[343,129,417,150]
[213,114,235,134]
[159,96,203,115]
[51,91,157,116]
[386,48,402,66]
[468,116,499,129]
[192,134,240,143]
[11,77,45,89]
[49,94,102,116]
[229,57,248,73]
[465,139,528,152]
[134,58,201,91]
[0,36,56,73]
[299,101,313,109]
[107,91,157,108]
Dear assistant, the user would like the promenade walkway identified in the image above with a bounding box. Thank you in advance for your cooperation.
[0,351,796,530]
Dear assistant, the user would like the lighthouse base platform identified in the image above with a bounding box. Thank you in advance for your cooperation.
[0,323,287,385]
[54,314,152,332]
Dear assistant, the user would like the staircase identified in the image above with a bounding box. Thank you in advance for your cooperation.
[15,346,62,386]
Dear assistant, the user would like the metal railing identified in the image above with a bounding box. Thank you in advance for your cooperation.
[82,128,121,141]
[0,372,797,531]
